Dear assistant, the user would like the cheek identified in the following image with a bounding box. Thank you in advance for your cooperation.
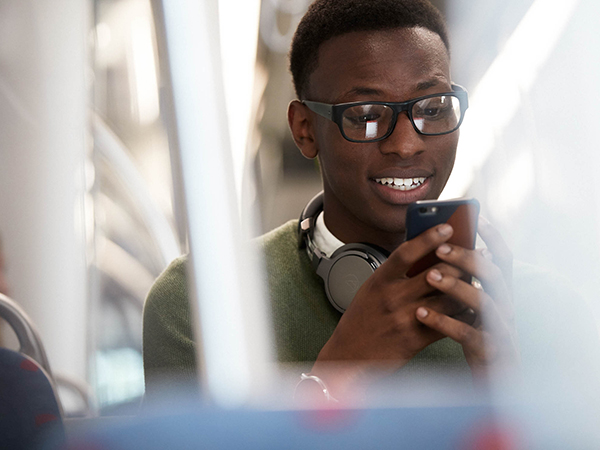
[438,134,458,175]
[314,129,339,173]
[315,123,366,169]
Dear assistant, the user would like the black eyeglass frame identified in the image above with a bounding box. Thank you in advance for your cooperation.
[302,84,469,143]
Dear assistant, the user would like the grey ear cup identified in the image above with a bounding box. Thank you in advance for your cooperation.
[299,192,388,313]
[316,243,388,313]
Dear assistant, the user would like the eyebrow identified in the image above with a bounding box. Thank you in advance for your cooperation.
[416,79,441,91]
[337,87,382,101]
[337,79,446,102]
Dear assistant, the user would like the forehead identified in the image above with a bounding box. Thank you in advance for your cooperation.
[306,27,451,102]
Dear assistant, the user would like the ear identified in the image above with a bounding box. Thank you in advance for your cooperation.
[287,100,318,159]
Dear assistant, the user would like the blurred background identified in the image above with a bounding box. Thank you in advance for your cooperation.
[0,0,599,418]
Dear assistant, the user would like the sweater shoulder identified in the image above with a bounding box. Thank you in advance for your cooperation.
[257,220,299,254]
[143,255,191,329]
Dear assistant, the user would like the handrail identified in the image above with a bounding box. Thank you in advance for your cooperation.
[92,112,181,268]
[0,292,53,377]
[0,292,65,416]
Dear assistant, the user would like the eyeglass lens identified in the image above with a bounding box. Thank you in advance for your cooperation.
[340,95,462,141]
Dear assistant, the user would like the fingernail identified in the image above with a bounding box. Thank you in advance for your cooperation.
[481,248,493,260]
[438,224,452,236]
[437,244,451,255]
[416,307,429,318]
[428,269,442,281]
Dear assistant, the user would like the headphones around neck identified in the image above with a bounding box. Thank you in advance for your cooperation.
[298,191,389,313]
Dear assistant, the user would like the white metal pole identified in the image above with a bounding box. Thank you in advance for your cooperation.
[157,0,274,407]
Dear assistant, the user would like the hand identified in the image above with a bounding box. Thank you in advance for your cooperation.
[310,223,471,398]
[415,217,520,380]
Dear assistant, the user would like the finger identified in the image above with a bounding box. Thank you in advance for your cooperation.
[381,224,453,279]
[396,261,466,301]
[426,269,515,328]
[433,244,511,306]
[415,307,484,350]
[426,269,490,314]
[423,292,477,325]
[477,216,513,286]
[376,262,465,315]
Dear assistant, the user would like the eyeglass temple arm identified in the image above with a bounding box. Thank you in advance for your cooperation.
[302,101,333,121]
[451,84,469,110]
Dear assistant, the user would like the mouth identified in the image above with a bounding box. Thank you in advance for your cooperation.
[373,177,427,191]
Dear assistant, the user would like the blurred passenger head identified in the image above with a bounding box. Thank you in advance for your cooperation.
[289,0,449,99]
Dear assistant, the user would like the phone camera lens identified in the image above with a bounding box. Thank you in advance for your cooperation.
[419,207,427,214]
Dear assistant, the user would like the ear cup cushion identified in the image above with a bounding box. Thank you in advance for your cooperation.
[323,244,388,313]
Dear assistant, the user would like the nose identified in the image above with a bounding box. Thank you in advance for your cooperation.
[378,112,425,159]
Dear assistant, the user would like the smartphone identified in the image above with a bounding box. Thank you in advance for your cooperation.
[405,198,479,278]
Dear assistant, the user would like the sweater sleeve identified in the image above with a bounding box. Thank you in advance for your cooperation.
[142,256,199,401]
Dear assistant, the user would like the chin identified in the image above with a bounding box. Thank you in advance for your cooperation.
[367,216,408,241]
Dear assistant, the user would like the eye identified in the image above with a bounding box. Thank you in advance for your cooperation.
[345,113,381,124]
[342,104,388,127]
[414,96,454,120]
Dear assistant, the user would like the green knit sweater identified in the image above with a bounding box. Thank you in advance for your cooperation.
[143,220,472,397]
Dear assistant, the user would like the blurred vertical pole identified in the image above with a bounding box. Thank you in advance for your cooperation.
[0,1,89,381]
[154,0,274,407]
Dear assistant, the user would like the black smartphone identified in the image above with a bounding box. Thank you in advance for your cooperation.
[405,198,479,278]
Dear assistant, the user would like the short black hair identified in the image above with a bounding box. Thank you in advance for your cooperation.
[289,0,450,99]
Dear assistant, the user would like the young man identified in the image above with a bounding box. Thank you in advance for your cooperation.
[144,0,588,402]
[271,0,517,399]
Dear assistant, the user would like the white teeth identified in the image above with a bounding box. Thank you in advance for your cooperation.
[374,177,427,191]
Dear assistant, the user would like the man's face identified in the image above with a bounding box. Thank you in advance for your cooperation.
[304,27,458,250]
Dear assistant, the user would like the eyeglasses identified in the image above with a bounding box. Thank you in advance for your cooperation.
[302,84,468,143]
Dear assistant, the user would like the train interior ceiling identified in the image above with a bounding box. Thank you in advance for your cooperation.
[2,0,600,447]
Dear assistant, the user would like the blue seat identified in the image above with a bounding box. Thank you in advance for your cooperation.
[0,293,65,449]
[0,348,65,450]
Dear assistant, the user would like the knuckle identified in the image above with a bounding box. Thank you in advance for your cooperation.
[421,232,438,247]
[429,311,445,328]
[391,313,409,332]
[396,251,413,268]
[449,244,464,257]
[382,294,396,313]
[438,263,463,279]
[422,226,448,246]
[443,274,460,290]
[436,273,459,293]
[389,246,412,268]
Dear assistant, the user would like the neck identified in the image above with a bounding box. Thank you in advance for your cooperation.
[322,196,406,253]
